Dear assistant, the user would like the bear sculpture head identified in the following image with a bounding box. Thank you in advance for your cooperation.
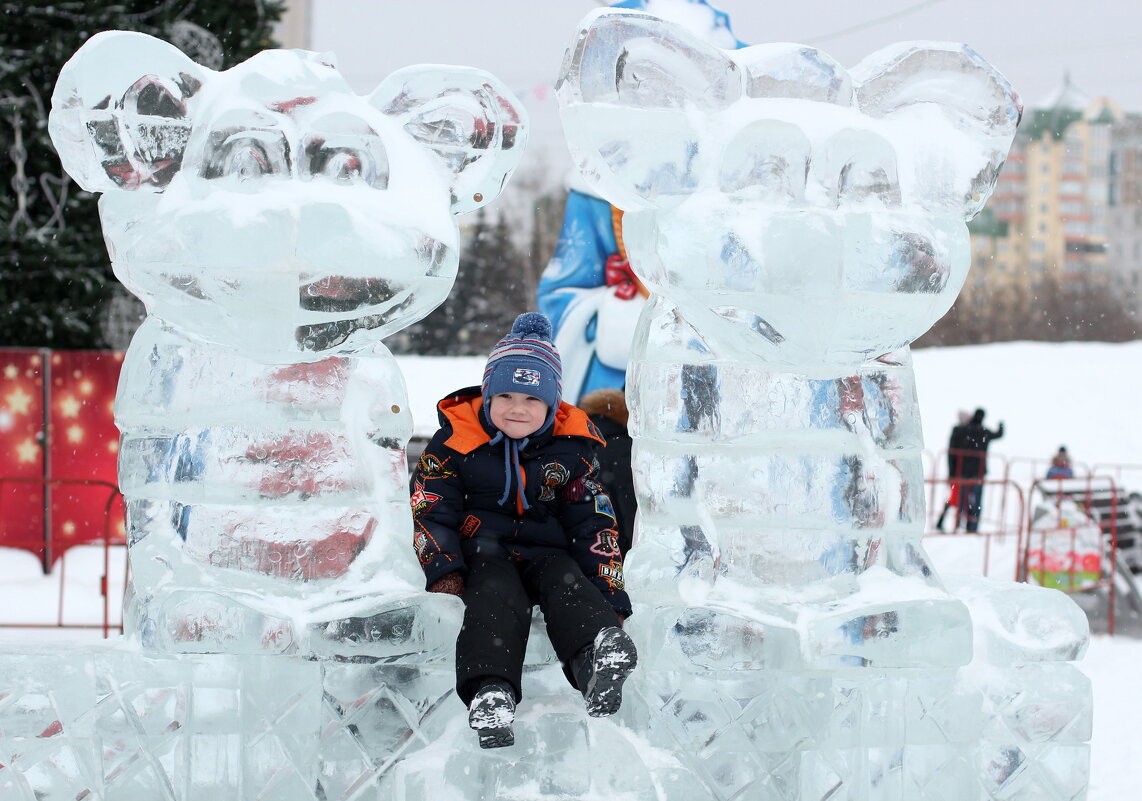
[557,10,1020,372]
[51,31,526,361]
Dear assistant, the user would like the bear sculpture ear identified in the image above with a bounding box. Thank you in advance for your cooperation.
[556,9,741,211]
[851,42,1022,219]
[49,31,208,193]
[370,66,527,215]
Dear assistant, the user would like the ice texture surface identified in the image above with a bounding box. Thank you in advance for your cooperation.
[46,30,526,656]
[554,6,1089,799]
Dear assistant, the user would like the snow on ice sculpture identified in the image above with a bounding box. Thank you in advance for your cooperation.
[557,8,1092,799]
[48,31,526,656]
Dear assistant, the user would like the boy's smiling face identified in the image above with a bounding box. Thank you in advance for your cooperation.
[489,392,549,439]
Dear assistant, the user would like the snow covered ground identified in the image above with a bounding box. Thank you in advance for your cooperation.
[1,339,1139,798]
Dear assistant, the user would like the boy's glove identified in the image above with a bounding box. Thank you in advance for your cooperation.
[428,572,465,597]
[616,612,627,628]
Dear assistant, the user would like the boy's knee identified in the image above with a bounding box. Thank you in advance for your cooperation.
[529,549,578,574]
[525,551,588,591]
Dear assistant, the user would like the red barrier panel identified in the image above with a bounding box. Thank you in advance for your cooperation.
[0,349,47,565]
[0,349,125,570]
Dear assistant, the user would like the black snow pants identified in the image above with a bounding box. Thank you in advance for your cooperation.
[455,551,619,705]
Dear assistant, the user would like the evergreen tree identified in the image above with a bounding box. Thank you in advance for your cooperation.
[0,1,283,349]
[484,207,532,345]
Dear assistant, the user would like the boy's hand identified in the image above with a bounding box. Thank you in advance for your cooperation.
[428,572,465,597]
[616,613,627,628]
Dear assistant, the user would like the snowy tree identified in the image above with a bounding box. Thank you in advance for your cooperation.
[394,209,534,356]
[0,0,283,349]
[917,272,1139,347]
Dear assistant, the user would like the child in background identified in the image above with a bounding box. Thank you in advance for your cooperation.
[1046,446,1075,479]
[410,312,635,749]
[578,387,637,555]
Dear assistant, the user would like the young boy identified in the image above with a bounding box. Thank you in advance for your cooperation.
[410,312,636,749]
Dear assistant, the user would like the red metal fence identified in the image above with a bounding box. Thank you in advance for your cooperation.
[924,475,1026,581]
[0,477,126,637]
[1025,476,1120,631]
[924,449,1142,635]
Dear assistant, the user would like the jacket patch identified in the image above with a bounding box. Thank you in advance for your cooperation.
[413,524,442,566]
[586,417,602,440]
[542,461,571,487]
[594,493,616,521]
[417,453,456,480]
[539,461,571,501]
[562,474,587,502]
[589,529,620,558]
[598,560,625,590]
[461,515,481,538]
[411,480,442,517]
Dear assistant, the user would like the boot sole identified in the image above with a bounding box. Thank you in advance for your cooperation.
[468,684,516,748]
[477,726,515,749]
[585,628,637,717]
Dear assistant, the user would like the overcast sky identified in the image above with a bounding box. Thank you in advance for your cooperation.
[309,0,1142,174]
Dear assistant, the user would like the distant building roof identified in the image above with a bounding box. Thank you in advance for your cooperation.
[1090,105,1119,124]
[1038,70,1090,111]
[1021,106,1084,141]
[1020,71,1092,141]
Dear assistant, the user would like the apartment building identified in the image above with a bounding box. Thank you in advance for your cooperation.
[1108,117,1142,299]
[965,76,1123,305]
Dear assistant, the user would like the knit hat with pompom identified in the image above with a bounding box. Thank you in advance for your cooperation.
[482,312,563,414]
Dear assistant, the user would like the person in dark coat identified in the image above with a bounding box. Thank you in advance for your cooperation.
[410,312,636,749]
[947,407,1004,533]
[577,387,637,555]
[936,410,971,531]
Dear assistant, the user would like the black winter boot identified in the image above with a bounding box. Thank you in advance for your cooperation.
[571,626,637,717]
[468,679,516,749]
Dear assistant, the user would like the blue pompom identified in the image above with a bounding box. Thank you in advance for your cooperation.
[511,312,553,341]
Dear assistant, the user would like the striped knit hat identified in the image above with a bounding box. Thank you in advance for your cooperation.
[482,312,563,416]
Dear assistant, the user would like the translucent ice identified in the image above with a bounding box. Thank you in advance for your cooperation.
[8,15,1091,801]
[49,30,527,654]
[556,6,1090,798]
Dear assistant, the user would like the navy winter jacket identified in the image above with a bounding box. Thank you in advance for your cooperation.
[410,387,632,615]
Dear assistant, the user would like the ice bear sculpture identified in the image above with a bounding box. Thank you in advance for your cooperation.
[556,9,1091,799]
[49,31,526,657]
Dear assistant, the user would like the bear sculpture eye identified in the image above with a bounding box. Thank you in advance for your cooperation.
[303,137,389,189]
[201,128,289,181]
[229,142,272,179]
[302,113,389,189]
[134,81,183,118]
[719,120,810,203]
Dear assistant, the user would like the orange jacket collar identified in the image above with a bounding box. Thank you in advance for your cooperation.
[439,393,604,455]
